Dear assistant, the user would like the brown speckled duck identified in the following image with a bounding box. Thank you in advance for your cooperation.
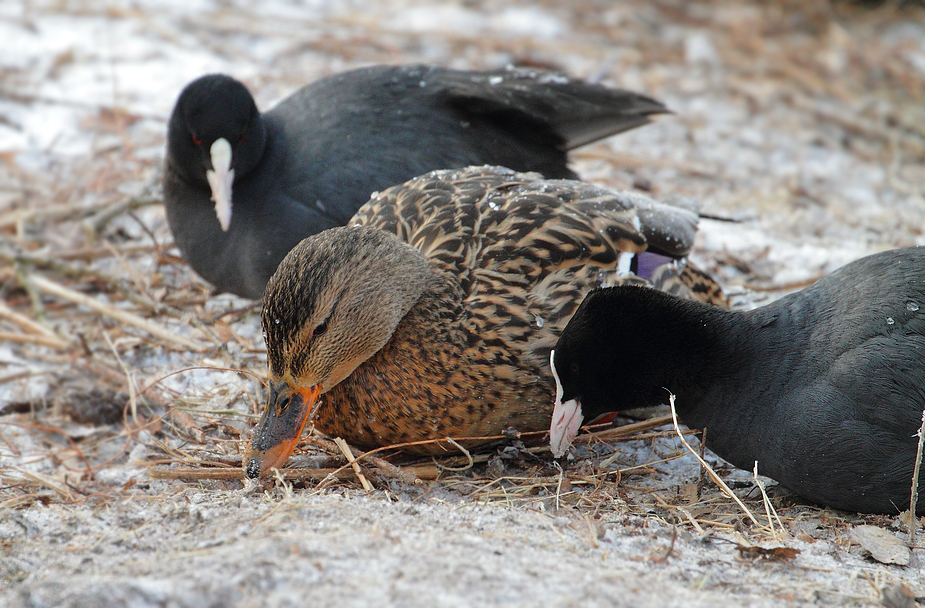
[244,165,726,478]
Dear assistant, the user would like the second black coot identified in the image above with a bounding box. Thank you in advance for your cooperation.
[164,64,668,298]
[550,247,925,515]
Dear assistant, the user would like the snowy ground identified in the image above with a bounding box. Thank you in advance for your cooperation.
[2,1,925,606]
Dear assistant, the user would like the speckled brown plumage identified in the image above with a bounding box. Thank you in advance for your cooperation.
[246,165,726,475]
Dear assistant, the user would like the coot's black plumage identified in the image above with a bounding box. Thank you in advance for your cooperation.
[549,247,925,515]
[164,64,668,298]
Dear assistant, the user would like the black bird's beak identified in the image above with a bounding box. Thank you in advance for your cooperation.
[206,137,235,231]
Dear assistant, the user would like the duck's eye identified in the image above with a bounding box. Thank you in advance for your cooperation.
[313,320,328,337]
[192,134,202,146]
[570,363,580,373]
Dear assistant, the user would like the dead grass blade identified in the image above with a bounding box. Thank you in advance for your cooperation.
[334,436,373,491]
[907,409,925,546]
[667,392,761,528]
[27,274,208,351]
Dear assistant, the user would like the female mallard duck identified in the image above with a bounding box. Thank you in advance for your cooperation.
[244,165,726,479]
[549,247,925,514]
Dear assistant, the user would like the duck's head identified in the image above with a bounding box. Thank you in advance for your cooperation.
[166,74,267,231]
[244,226,433,478]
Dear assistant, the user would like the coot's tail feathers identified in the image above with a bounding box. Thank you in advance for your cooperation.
[441,67,670,150]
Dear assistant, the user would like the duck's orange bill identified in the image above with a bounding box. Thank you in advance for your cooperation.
[243,383,322,479]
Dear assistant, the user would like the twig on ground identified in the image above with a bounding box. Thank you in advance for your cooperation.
[753,461,784,537]
[0,200,95,230]
[28,274,208,351]
[102,331,139,421]
[554,463,566,511]
[86,360,209,444]
[16,469,74,501]
[908,409,925,546]
[675,506,707,537]
[82,194,161,236]
[334,436,373,491]
[307,435,424,485]
[1,246,185,317]
[0,300,72,346]
[58,243,165,262]
[15,265,48,324]
[150,466,352,482]
[0,369,37,386]
[667,392,761,528]
[650,525,678,563]
[575,415,677,444]
[0,331,71,350]
[437,437,474,471]
[697,427,707,498]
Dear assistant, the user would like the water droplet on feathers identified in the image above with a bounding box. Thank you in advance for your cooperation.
[907,302,919,312]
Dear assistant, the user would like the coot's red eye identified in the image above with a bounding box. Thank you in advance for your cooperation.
[192,135,202,146]
[238,133,245,143]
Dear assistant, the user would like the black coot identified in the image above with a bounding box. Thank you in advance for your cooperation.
[550,247,925,515]
[164,64,668,298]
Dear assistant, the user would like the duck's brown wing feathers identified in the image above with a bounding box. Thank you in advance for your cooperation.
[351,165,696,280]
[351,166,721,368]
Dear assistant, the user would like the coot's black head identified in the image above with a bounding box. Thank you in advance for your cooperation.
[166,74,267,195]
[550,285,684,456]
